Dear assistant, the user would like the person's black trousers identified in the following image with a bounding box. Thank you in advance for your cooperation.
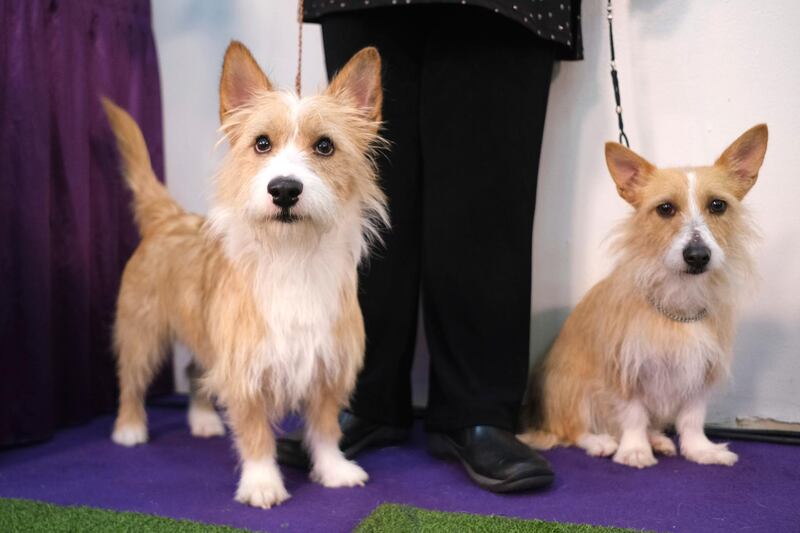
[320,6,555,433]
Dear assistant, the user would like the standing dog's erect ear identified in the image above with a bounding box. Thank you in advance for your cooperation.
[714,124,768,199]
[219,41,272,123]
[605,142,656,207]
[326,47,383,125]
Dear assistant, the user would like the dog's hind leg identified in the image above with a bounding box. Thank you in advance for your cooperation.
[187,361,225,438]
[111,293,170,447]
[648,429,677,456]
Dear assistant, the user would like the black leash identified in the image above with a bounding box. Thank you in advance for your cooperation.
[607,0,629,147]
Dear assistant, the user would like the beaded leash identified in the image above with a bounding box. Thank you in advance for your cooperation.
[296,0,305,95]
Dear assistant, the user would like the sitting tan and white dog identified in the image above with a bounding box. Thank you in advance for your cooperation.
[520,125,768,468]
[104,41,387,508]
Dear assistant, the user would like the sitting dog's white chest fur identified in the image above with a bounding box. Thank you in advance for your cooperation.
[620,320,723,422]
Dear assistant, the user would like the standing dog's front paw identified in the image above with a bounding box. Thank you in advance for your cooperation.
[613,445,658,468]
[111,423,148,447]
[235,460,290,509]
[311,458,369,488]
[235,482,290,509]
[188,406,225,438]
[683,442,738,466]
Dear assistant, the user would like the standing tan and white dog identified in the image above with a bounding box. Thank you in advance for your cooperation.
[520,125,768,468]
[104,41,387,508]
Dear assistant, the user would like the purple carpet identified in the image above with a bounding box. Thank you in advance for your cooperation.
[1,399,798,533]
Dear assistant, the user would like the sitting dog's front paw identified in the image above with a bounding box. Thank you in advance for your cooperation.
[111,423,148,447]
[683,442,738,466]
[613,445,658,468]
[235,460,290,509]
[311,458,369,488]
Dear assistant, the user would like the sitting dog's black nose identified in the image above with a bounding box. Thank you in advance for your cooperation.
[267,177,303,208]
[683,243,711,272]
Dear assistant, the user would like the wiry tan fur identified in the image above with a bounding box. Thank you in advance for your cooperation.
[104,41,387,508]
[520,125,768,469]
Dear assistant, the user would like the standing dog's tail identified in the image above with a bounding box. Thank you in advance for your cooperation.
[101,97,183,236]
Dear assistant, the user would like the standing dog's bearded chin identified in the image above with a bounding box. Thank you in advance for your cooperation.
[272,209,303,224]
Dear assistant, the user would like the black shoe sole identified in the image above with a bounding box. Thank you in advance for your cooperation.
[277,425,410,470]
[427,433,554,493]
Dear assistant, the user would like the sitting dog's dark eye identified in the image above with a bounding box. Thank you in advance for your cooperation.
[314,137,334,156]
[709,199,727,214]
[656,202,676,218]
[254,135,271,154]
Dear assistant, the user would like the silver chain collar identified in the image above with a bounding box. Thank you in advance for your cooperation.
[647,296,708,323]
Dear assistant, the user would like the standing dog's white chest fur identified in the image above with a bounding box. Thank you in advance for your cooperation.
[250,217,363,413]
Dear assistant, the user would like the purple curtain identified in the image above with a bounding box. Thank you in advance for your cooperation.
[1,0,172,447]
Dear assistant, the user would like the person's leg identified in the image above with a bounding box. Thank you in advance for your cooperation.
[418,6,556,492]
[420,7,556,433]
[319,9,425,428]
[277,10,426,468]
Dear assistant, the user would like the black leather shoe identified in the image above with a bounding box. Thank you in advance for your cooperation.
[277,411,410,469]
[427,426,554,492]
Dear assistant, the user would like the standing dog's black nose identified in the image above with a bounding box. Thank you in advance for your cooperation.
[683,243,711,273]
[267,177,303,208]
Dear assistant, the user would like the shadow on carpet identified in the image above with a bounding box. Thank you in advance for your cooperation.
[1,498,648,532]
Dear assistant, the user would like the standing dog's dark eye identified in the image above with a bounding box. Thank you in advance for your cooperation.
[254,135,271,154]
[709,199,727,214]
[656,202,676,218]
[314,137,334,156]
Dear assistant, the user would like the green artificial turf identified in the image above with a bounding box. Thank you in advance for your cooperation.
[0,498,650,532]
[355,503,650,533]
[0,498,253,533]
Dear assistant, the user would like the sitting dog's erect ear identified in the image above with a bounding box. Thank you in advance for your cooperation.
[605,142,656,207]
[219,41,272,123]
[326,47,383,125]
[714,124,768,199]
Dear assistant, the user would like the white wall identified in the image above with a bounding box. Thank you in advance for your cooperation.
[152,1,800,424]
